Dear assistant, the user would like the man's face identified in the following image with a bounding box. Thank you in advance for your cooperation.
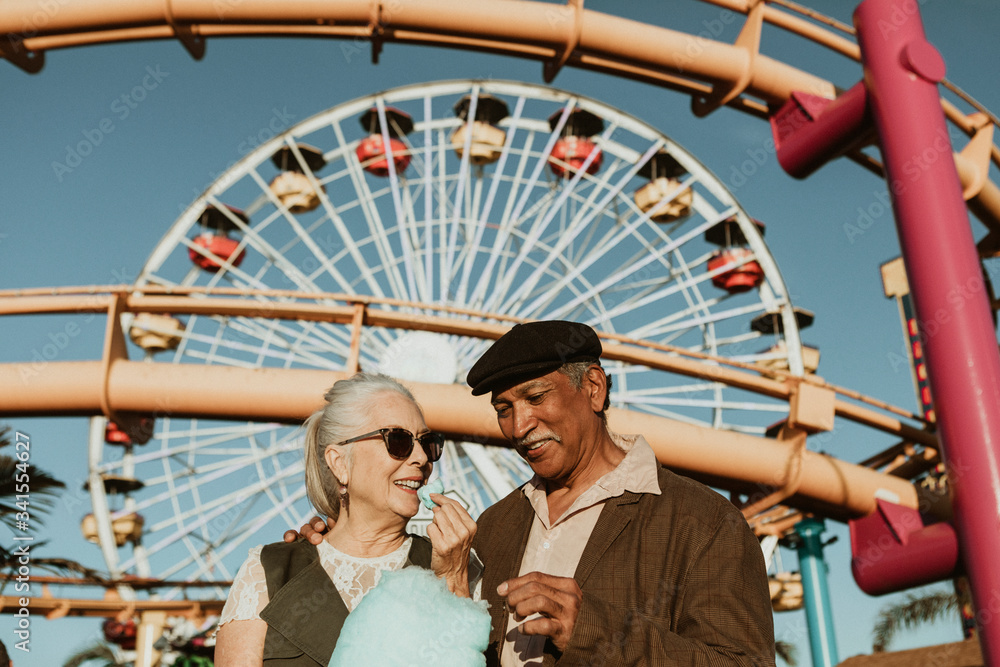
[489,368,602,484]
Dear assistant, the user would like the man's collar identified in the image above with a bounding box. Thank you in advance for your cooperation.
[521,432,662,502]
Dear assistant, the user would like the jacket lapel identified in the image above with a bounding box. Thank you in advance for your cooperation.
[574,490,641,586]
[488,494,535,649]
[501,495,535,578]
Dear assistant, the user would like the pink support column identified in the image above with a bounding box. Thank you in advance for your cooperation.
[854,1,1000,663]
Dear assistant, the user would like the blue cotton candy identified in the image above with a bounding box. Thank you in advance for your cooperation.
[329,567,491,667]
[417,478,445,509]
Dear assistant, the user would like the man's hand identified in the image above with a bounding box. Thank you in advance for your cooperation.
[282,516,332,545]
[427,494,477,597]
[497,572,582,651]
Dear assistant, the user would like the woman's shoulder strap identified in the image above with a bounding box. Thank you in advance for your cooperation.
[260,539,320,595]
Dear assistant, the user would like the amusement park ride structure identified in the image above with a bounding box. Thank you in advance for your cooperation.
[2,0,1000,665]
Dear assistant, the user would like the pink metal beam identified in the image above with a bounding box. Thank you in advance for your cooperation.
[854,0,1000,663]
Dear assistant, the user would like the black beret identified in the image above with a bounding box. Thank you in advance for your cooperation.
[467,320,602,396]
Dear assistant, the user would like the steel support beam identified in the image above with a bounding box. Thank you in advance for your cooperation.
[854,1,1000,663]
[796,518,840,667]
[0,359,918,519]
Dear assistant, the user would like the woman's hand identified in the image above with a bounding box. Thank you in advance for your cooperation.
[427,494,477,598]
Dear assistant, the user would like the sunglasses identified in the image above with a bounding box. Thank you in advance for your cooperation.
[336,428,444,462]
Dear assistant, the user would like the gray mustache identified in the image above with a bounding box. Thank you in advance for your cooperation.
[514,433,561,448]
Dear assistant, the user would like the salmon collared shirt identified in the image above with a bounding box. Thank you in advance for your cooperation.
[500,433,661,666]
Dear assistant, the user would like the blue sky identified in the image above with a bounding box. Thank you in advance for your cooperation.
[2,0,999,664]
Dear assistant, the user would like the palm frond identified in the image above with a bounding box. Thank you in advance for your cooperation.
[62,641,120,667]
[873,590,959,652]
[32,556,113,583]
[776,640,798,666]
[0,442,67,526]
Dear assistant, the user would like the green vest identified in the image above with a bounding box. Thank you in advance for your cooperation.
[259,536,433,666]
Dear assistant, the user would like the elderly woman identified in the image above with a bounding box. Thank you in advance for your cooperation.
[214,372,478,666]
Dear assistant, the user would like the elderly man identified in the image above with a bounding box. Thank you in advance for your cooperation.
[288,320,775,665]
[466,320,774,666]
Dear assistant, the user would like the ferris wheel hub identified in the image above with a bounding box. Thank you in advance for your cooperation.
[379,331,460,385]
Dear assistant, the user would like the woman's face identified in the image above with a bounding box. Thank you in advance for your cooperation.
[335,391,433,523]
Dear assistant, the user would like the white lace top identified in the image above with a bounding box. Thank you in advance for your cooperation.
[219,537,412,625]
[219,537,483,627]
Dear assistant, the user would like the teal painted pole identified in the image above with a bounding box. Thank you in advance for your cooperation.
[796,518,839,667]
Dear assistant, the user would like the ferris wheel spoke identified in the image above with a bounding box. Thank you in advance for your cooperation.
[469,112,567,309]
[185,487,311,585]
[142,461,301,554]
[507,142,662,316]
[180,235,254,287]
[135,456,298,517]
[396,172,434,303]
[622,400,725,428]
[420,94,436,299]
[245,170,359,296]
[630,292,728,341]
[598,257,717,325]
[553,207,733,321]
[661,237,715,334]
[305,178,389,300]
[123,430,296,484]
[627,396,787,412]
[644,301,769,338]
[516,262,586,319]
[200,194,324,295]
[223,317,352,369]
[531,209,691,321]
[485,120,617,315]
[504,105,572,228]
[465,131,537,307]
[442,88,481,298]
[729,347,791,364]
[375,100,420,302]
[710,331,769,353]
[330,118,404,299]
[118,489,251,573]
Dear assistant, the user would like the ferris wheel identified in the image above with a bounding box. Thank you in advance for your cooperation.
[85,79,808,599]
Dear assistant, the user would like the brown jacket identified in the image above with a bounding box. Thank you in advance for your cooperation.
[473,465,776,666]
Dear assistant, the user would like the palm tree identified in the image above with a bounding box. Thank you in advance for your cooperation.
[872,588,970,652]
[0,425,72,587]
